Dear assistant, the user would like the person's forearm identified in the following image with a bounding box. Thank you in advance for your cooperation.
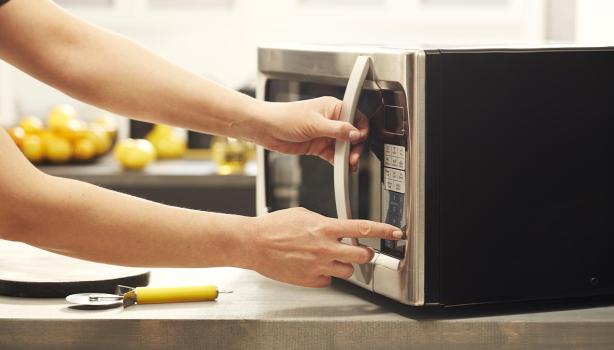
[1,127,253,268]
[0,0,266,141]
[5,174,254,268]
[2,128,400,287]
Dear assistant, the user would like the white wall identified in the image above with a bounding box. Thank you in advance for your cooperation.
[575,0,614,44]
[2,0,547,123]
[545,0,575,42]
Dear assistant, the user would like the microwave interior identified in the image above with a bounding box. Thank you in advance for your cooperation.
[264,79,408,259]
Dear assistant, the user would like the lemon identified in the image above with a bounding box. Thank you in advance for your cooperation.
[147,124,173,139]
[114,138,134,160]
[57,118,87,141]
[151,136,186,159]
[45,136,73,164]
[48,104,77,132]
[94,115,117,129]
[21,135,45,163]
[83,126,111,155]
[19,116,44,134]
[147,125,186,159]
[135,139,157,162]
[94,115,118,139]
[39,130,56,146]
[114,138,155,170]
[7,127,26,147]
[73,138,97,161]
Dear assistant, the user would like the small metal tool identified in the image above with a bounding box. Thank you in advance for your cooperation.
[66,293,123,307]
[66,285,232,308]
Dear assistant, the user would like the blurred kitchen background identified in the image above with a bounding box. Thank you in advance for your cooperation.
[0,0,611,215]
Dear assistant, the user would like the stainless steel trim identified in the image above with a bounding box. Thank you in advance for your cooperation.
[258,45,414,85]
[367,50,425,305]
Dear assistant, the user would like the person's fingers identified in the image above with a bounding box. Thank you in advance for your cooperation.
[326,261,355,279]
[353,111,369,144]
[328,219,403,240]
[317,143,360,169]
[334,244,375,265]
[320,96,343,121]
[349,143,363,171]
[309,275,333,288]
[317,147,334,164]
[305,138,334,163]
[313,118,360,142]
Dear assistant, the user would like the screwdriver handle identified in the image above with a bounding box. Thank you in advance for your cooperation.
[131,285,219,304]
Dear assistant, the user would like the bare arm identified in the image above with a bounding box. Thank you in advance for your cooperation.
[0,0,367,165]
[0,130,401,287]
[0,0,400,288]
[0,0,260,139]
[0,129,250,268]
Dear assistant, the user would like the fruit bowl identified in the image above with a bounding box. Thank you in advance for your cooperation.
[7,105,119,166]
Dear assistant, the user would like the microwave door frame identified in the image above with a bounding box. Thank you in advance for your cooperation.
[255,47,426,306]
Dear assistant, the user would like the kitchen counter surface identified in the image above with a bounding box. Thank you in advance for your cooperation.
[1,264,614,349]
[39,157,256,188]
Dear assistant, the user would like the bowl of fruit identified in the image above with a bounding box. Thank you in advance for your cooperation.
[7,105,118,165]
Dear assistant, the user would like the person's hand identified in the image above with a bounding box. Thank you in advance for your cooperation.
[255,97,368,171]
[244,207,403,288]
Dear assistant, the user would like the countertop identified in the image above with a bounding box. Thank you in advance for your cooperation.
[1,266,614,350]
[38,157,256,188]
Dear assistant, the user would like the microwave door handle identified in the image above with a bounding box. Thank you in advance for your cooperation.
[334,55,370,223]
[334,56,373,283]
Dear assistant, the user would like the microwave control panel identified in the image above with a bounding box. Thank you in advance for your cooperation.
[380,105,408,259]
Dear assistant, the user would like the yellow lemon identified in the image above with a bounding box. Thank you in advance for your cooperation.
[45,136,73,164]
[146,124,173,139]
[48,104,77,132]
[57,118,87,141]
[94,115,118,139]
[169,137,187,158]
[146,124,187,158]
[121,149,150,170]
[83,126,111,155]
[73,138,97,161]
[39,130,56,146]
[19,116,44,134]
[114,138,154,170]
[7,127,26,147]
[113,138,134,160]
[21,135,45,163]
[135,139,157,162]
[149,135,186,159]
[94,115,117,129]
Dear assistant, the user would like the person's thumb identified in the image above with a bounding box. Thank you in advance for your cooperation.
[313,118,361,142]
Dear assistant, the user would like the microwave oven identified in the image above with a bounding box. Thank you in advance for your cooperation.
[255,45,614,306]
